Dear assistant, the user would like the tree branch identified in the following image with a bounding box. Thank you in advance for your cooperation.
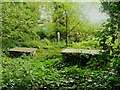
[68,21,81,34]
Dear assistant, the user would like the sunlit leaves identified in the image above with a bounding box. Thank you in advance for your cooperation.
[2,2,40,50]
[99,2,120,49]
[98,2,120,77]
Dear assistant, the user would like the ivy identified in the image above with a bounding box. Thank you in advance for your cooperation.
[99,1,120,75]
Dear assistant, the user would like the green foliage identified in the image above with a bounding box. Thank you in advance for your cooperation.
[2,1,120,90]
[99,1,120,75]
[53,2,84,41]
[69,38,100,49]
[2,54,120,90]
[2,42,120,89]
[2,2,40,51]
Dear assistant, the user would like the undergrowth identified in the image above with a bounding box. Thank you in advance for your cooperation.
[2,41,120,90]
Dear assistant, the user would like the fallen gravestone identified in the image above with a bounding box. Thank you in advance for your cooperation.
[61,49,104,66]
[8,47,38,57]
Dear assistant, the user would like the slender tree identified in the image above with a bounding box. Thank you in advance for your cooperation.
[53,2,83,46]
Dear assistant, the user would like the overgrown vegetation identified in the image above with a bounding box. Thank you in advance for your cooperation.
[2,1,120,90]
[2,2,40,51]
[2,43,120,89]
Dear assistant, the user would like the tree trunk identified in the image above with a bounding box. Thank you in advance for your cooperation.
[65,10,68,47]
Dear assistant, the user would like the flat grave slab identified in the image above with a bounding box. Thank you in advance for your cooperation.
[9,47,37,52]
[61,49,104,66]
[8,47,38,57]
[61,49,103,55]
